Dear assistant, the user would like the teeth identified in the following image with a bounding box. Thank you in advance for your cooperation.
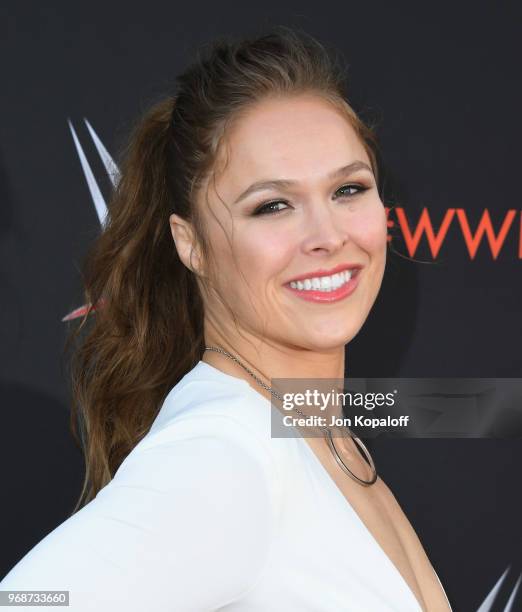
[289,269,354,292]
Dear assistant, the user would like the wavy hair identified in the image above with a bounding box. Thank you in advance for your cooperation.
[64,25,382,513]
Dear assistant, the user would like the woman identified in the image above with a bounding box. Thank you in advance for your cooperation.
[0,26,452,611]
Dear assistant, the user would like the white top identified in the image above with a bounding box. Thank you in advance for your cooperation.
[1,360,451,611]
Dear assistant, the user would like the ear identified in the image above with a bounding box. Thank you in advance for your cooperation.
[169,213,202,274]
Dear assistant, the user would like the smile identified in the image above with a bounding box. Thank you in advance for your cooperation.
[284,268,361,303]
[289,270,352,291]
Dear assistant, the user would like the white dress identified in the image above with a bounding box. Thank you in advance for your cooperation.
[0,360,451,611]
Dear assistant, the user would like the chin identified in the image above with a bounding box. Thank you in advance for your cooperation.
[303,327,362,351]
[311,317,364,341]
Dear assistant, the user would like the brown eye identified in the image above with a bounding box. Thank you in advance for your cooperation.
[252,200,289,216]
[334,184,369,199]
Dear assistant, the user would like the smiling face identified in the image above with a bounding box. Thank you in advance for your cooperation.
[179,93,387,355]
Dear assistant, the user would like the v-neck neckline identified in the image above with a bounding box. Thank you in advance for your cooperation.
[296,432,426,612]
[195,360,427,611]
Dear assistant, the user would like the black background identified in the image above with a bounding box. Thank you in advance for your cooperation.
[1,2,521,610]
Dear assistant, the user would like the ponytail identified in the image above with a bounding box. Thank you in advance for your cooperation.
[65,97,204,513]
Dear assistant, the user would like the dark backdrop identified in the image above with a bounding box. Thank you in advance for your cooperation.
[1,2,521,611]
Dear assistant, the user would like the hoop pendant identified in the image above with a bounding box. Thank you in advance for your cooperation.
[323,427,378,486]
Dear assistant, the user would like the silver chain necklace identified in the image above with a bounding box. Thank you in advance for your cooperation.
[204,346,377,486]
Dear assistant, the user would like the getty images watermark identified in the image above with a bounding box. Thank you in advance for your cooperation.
[267,378,522,439]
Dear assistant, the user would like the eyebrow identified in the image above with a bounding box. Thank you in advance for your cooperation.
[233,160,374,205]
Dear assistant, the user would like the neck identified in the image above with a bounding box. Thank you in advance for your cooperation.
[202,326,346,388]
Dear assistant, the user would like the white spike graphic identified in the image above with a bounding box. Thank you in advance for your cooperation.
[83,117,120,188]
[503,572,521,612]
[63,118,119,321]
[67,118,108,228]
[475,565,522,612]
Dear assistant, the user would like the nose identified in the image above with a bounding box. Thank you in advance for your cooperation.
[300,201,349,254]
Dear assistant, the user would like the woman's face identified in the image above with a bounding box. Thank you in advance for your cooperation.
[195,93,387,351]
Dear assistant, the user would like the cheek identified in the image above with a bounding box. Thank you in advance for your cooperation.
[348,202,388,256]
[209,221,294,309]
[234,226,293,281]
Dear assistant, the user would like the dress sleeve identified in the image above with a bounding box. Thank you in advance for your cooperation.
[0,414,280,611]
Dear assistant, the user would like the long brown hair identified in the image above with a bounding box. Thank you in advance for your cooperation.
[64,25,382,513]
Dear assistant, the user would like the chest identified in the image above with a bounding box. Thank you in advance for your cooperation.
[225,435,424,611]
[301,434,452,612]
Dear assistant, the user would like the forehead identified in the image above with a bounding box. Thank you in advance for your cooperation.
[214,94,370,196]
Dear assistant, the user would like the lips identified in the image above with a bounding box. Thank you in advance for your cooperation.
[285,262,363,285]
[284,267,361,303]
